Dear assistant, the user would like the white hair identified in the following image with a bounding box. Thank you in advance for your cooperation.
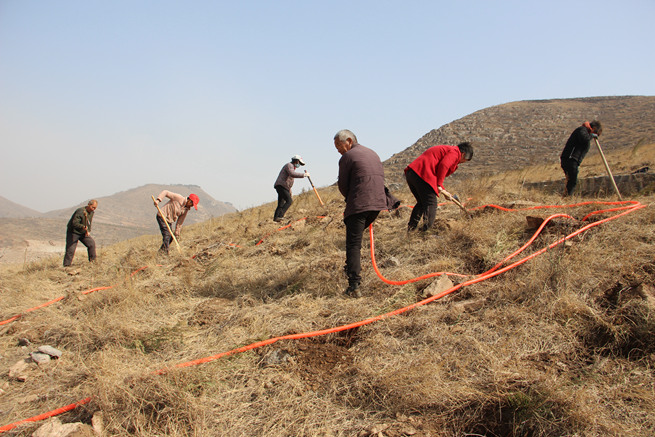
[334,129,357,143]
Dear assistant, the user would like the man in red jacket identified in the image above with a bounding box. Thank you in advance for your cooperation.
[335,129,387,297]
[405,142,473,231]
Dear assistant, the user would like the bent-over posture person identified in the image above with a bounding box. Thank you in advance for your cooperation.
[153,190,199,254]
[63,199,98,267]
[560,120,602,196]
[335,129,387,298]
[405,142,473,231]
[273,155,309,222]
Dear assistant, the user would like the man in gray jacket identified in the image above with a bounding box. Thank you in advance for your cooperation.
[335,129,387,297]
[273,155,309,222]
[63,199,98,267]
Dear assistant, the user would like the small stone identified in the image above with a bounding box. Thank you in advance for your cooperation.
[30,352,51,365]
[9,359,30,381]
[18,338,31,346]
[379,256,401,268]
[260,349,291,367]
[33,417,95,437]
[17,394,39,404]
[38,345,63,358]
[423,275,454,299]
[402,425,417,435]
[92,411,104,436]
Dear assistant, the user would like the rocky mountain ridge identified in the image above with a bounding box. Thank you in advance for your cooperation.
[384,95,655,185]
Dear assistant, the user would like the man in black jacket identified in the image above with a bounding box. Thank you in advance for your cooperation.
[63,200,98,267]
[560,120,602,196]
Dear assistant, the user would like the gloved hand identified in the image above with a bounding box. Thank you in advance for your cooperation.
[592,133,598,139]
[304,171,310,177]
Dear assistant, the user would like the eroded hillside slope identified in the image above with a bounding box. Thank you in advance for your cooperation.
[1,163,654,436]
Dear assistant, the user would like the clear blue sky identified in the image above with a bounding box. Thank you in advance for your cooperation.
[2,0,654,212]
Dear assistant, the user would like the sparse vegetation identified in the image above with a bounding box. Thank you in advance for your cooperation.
[1,147,655,436]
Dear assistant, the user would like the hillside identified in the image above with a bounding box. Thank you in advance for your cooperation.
[1,157,654,435]
[384,95,655,186]
[41,184,236,229]
[0,196,42,218]
[2,97,655,435]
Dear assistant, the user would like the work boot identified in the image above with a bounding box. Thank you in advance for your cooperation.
[344,281,361,298]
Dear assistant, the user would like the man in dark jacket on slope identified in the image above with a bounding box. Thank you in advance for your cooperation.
[335,129,387,298]
[560,120,603,196]
[63,199,98,267]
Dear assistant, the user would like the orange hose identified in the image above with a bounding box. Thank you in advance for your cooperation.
[0,397,92,433]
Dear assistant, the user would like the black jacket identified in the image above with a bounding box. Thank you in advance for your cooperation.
[67,207,93,235]
[561,125,593,164]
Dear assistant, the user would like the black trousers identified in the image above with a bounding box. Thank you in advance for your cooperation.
[157,214,173,253]
[63,231,96,267]
[561,158,580,195]
[274,185,293,220]
[405,168,438,231]
[344,210,380,284]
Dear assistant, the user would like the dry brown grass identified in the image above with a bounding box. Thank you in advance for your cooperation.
[1,158,655,436]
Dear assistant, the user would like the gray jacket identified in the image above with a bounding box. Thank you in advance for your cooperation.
[274,162,305,192]
[338,143,387,218]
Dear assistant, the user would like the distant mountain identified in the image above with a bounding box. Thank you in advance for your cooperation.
[384,95,655,185]
[42,184,236,231]
[0,195,43,218]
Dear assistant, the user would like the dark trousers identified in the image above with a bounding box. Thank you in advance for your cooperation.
[344,210,380,285]
[405,168,438,231]
[561,158,580,196]
[273,185,293,220]
[63,231,96,267]
[157,214,173,254]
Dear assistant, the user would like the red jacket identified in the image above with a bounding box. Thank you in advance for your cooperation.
[405,145,461,193]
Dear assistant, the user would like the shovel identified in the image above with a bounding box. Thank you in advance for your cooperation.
[152,195,182,254]
[444,193,472,219]
[593,137,623,200]
[306,173,325,206]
